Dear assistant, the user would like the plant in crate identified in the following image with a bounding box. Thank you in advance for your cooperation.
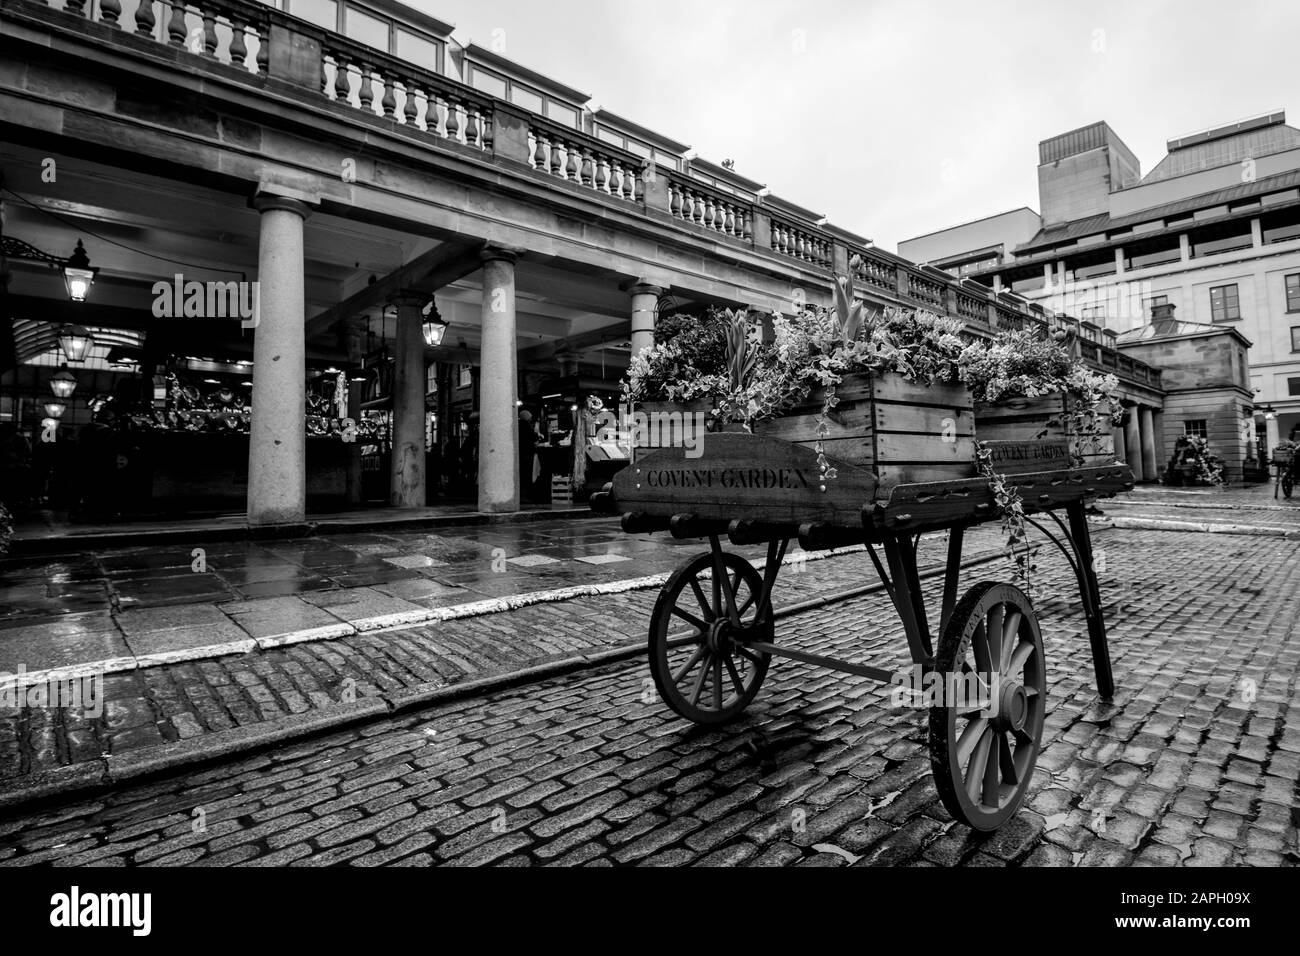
[959,329,1121,465]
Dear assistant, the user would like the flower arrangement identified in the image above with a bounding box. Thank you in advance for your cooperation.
[958,329,1120,420]
[623,274,967,438]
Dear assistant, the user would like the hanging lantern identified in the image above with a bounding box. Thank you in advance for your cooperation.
[43,401,67,419]
[421,300,449,348]
[57,324,95,362]
[62,240,97,302]
[49,364,78,399]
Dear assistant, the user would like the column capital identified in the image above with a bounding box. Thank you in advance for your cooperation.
[251,188,318,219]
[480,245,521,265]
[630,283,663,297]
[387,289,429,310]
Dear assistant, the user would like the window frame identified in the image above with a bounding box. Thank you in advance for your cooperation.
[1209,283,1241,322]
[1183,420,1208,439]
[1286,273,1300,313]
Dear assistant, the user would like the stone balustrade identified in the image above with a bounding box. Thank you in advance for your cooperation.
[666,175,752,239]
[849,250,900,296]
[902,270,946,311]
[527,122,643,201]
[770,218,831,268]
[50,0,269,73]
[319,35,492,151]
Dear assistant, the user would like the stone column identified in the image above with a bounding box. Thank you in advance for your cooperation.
[1112,421,1127,466]
[478,249,519,512]
[1139,405,1157,480]
[1124,404,1144,481]
[248,192,313,526]
[1265,414,1281,459]
[630,283,662,358]
[390,292,427,509]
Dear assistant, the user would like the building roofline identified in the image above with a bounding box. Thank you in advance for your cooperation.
[461,42,591,105]
[898,206,1039,247]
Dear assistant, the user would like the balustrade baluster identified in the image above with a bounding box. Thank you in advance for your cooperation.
[403,82,420,126]
[134,0,155,35]
[229,17,248,68]
[669,183,682,218]
[549,138,565,177]
[581,149,595,187]
[611,161,625,197]
[532,131,547,168]
[256,24,269,72]
[479,110,493,151]
[101,0,122,28]
[202,8,218,58]
[465,107,480,146]
[333,54,351,102]
[380,72,397,118]
[741,209,752,240]
[722,204,735,235]
[566,143,581,182]
[595,157,610,192]
[445,98,460,140]
[65,0,87,15]
[627,168,640,201]
[357,64,374,113]
[166,1,187,45]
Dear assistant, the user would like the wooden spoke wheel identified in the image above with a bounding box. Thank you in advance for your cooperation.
[648,552,773,725]
[1283,469,1294,499]
[929,582,1046,831]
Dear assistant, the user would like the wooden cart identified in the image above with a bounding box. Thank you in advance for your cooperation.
[592,433,1133,831]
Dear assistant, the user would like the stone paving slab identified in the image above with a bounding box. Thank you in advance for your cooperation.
[0,525,1295,866]
[0,612,134,687]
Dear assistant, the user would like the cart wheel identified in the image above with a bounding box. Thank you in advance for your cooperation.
[1283,470,1294,499]
[648,552,772,725]
[928,581,1046,831]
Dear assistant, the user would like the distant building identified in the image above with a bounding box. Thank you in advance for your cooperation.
[903,109,1300,475]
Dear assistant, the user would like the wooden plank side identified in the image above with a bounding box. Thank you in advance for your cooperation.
[874,375,973,409]
[874,433,976,464]
[982,439,1072,474]
[610,433,877,525]
[874,405,974,436]
[869,463,1136,532]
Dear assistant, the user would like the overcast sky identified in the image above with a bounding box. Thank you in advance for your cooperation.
[401,0,1300,251]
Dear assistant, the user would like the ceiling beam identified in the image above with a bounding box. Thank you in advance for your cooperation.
[306,241,485,339]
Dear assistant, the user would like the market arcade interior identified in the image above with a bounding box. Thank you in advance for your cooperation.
[0,148,702,528]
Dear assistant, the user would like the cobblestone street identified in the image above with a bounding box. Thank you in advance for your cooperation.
[1,522,1296,867]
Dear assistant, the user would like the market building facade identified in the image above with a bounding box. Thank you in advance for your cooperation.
[901,112,1300,483]
[1,0,1164,529]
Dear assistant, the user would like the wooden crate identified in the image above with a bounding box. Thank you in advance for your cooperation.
[753,372,976,486]
[638,373,975,486]
[974,392,1116,467]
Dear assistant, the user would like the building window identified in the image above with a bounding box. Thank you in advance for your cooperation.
[1184,420,1208,439]
[345,5,390,50]
[1287,274,1300,312]
[1210,284,1241,322]
[1290,377,1300,397]
[469,67,508,99]
[395,29,440,70]
[1293,327,1300,352]
[289,0,337,30]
